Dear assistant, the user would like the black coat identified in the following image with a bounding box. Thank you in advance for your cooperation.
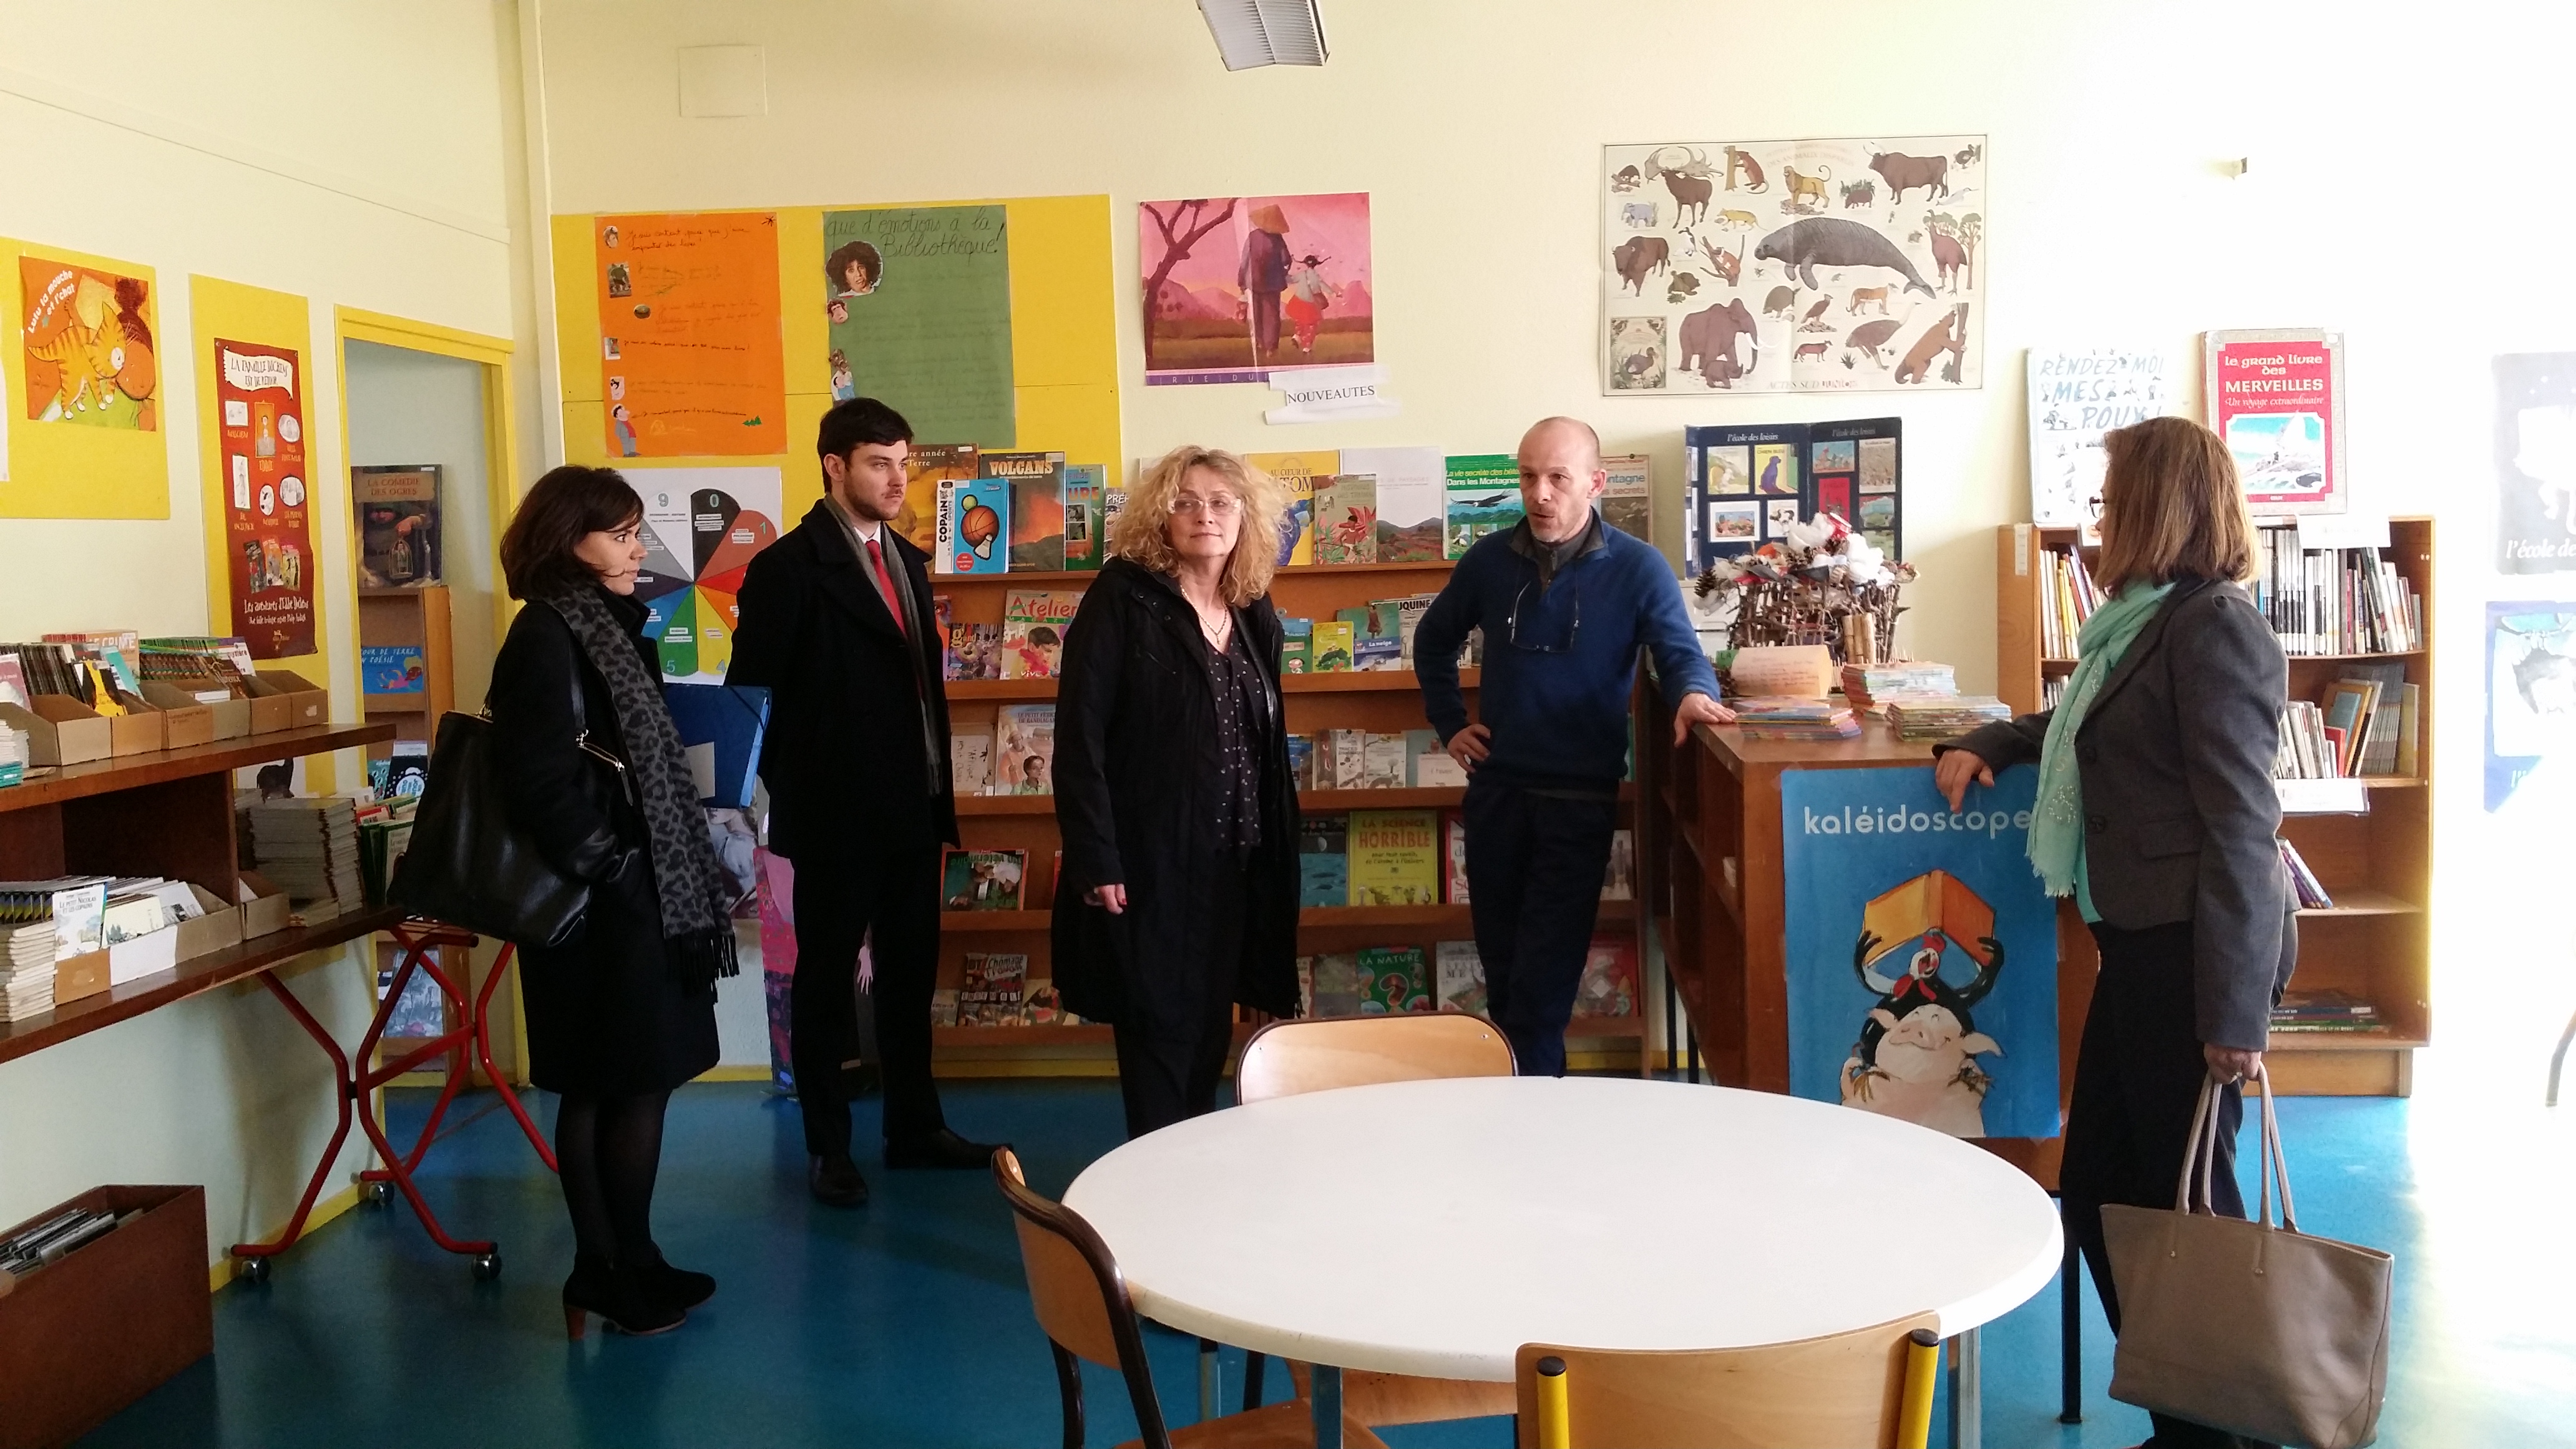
[1944,576,2295,1050]
[1050,559,1301,1024]
[727,501,957,859]
[487,589,718,1095]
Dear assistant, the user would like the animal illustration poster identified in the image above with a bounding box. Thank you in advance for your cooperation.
[21,255,158,430]
[213,339,316,658]
[1601,137,1984,396]
[628,466,784,685]
[2495,353,2576,574]
[1780,765,2059,1140]
[2486,603,2576,811]
[2203,329,2344,515]
[1139,192,1373,384]
[593,212,786,458]
[2027,347,2172,536]
[822,205,1017,447]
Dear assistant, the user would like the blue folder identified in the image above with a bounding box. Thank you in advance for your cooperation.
[661,683,771,809]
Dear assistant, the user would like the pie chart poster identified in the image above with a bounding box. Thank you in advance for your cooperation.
[630,466,784,686]
[1780,765,2059,1140]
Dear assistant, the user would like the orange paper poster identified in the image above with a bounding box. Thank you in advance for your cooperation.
[21,256,160,430]
[214,339,316,658]
[597,213,786,457]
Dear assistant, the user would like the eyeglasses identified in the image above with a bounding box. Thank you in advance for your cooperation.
[1171,494,1242,517]
[1507,579,1581,653]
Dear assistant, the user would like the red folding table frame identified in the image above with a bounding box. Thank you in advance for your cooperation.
[229,921,555,1282]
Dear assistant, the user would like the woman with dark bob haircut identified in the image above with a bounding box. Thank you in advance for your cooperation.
[1935,416,2295,1449]
[492,465,739,1337]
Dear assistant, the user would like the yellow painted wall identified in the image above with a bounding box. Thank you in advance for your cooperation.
[0,1,530,1266]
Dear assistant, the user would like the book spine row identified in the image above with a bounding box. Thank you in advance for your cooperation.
[2252,533,2423,656]
[2039,549,2101,660]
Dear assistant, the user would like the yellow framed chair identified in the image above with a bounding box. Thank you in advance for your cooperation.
[1516,1313,1944,1449]
[994,1149,1388,1449]
[1233,1013,1519,1428]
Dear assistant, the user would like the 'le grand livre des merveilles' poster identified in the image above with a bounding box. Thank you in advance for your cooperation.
[1781,765,2060,1141]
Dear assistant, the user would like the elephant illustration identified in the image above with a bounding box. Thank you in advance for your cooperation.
[1677,299,1760,389]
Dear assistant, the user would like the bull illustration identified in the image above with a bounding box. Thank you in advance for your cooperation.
[1840,917,2004,1138]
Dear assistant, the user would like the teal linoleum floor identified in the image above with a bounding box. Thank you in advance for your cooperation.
[80,1078,2574,1447]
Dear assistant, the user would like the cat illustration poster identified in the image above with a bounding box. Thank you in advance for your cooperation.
[1780,764,2059,1139]
[21,253,158,430]
[1600,136,1984,396]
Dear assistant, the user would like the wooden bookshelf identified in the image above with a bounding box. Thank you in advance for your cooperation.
[355,585,454,758]
[1994,517,2436,1096]
[922,560,1652,1072]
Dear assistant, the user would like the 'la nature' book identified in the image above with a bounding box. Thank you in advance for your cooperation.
[1357,944,1430,1014]
[1347,809,1439,906]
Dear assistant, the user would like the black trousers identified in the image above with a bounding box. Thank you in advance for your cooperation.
[788,834,946,1154]
[1462,779,1617,1078]
[1111,858,1251,1139]
[2064,920,2271,1449]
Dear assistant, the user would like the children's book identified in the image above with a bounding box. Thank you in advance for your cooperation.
[351,466,443,587]
[1442,810,1469,904]
[1312,474,1379,565]
[1247,451,1332,567]
[950,724,993,795]
[1357,945,1430,1014]
[1325,729,1365,790]
[1342,446,1444,563]
[1396,595,1434,666]
[930,988,960,1027]
[1408,730,1467,789]
[1298,814,1349,909]
[1443,454,1524,559]
[1308,952,1363,1017]
[1061,463,1106,571]
[1601,453,1653,543]
[939,850,1027,912]
[937,476,1011,576]
[1434,940,1486,1014]
[1338,605,1401,672]
[1285,735,1315,791]
[1281,617,1312,674]
[903,445,980,555]
[1000,590,1081,680]
[985,451,1068,572]
[1576,935,1639,1017]
[947,622,1001,680]
[1360,732,1407,789]
[1311,620,1355,673]
[1601,828,1635,901]
[1347,809,1439,905]
[959,952,1030,1024]
[994,705,1057,795]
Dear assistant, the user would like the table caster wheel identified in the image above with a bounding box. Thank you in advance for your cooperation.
[472,1250,503,1281]
[238,1256,272,1285]
[363,1179,393,1207]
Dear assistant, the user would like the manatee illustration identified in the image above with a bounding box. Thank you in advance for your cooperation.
[1751,218,1936,298]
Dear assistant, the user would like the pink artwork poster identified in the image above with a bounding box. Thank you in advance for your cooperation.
[1138,192,1372,385]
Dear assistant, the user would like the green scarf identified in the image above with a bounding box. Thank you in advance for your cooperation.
[2028,580,2175,897]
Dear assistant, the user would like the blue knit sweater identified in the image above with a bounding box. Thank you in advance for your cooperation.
[1415,517,1720,788]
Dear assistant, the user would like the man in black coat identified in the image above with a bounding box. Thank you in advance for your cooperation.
[728,398,999,1206]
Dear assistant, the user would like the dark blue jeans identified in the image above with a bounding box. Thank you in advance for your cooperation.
[1462,779,1618,1077]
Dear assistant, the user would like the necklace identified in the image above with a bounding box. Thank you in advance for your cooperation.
[1197,603,1232,649]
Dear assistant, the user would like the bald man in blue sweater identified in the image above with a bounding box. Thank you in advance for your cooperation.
[1415,417,1732,1075]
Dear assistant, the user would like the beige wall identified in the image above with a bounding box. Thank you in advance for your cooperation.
[0,2,529,1253]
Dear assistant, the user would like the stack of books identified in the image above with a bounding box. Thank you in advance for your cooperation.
[358,797,419,908]
[1,920,56,1022]
[245,796,364,924]
[1884,696,2014,741]
[1840,661,1958,711]
[2278,839,2334,910]
[1732,697,1860,741]
[2270,988,2380,1034]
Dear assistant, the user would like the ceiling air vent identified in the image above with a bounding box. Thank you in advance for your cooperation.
[1198,0,1328,70]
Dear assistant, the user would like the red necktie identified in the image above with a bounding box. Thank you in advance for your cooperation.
[866,537,908,637]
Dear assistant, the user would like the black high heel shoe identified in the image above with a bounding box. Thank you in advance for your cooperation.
[635,1254,716,1312]
[562,1254,686,1339]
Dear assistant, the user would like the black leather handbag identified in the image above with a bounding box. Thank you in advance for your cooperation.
[389,668,630,949]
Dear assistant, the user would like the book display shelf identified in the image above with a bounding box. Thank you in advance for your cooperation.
[1995,517,2435,1096]
[356,586,456,761]
[930,560,1651,1075]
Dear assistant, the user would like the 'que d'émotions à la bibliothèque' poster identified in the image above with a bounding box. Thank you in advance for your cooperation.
[1781,766,2059,1141]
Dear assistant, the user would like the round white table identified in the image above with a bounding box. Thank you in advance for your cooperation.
[1064,1076,2062,1448]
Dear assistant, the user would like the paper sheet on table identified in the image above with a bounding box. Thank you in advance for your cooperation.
[1727,645,1837,698]
[685,742,717,801]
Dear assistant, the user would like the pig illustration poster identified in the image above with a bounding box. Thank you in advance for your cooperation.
[1781,765,2059,1139]
[1601,137,1984,396]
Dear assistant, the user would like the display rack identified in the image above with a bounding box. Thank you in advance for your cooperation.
[1994,518,2435,1096]
[927,560,1651,1073]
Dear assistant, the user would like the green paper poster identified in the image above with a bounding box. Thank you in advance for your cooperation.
[822,205,1016,447]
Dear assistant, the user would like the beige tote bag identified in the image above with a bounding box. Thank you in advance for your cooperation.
[2101,1070,2392,1448]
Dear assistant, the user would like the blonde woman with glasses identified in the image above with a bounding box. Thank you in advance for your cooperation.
[1051,446,1304,1136]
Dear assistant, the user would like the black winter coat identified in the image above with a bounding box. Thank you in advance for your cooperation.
[726,501,957,860]
[488,589,718,1095]
[1050,559,1301,1024]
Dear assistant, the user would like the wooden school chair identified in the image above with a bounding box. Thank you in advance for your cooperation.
[993,1149,1388,1449]
[1516,1313,1944,1449]
[1234,1013,1519,1428]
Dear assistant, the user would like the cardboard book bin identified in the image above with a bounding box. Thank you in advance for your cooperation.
[0,1185,212,1449]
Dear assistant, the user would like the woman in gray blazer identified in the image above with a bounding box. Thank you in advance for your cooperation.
[1937,416,2293,1449]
